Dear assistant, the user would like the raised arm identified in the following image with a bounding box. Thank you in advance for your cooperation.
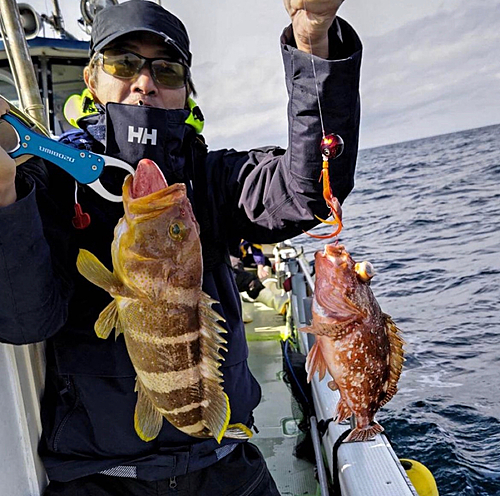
[213,11,362,245]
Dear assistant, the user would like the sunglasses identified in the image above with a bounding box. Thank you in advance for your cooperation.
[95,49,188,89]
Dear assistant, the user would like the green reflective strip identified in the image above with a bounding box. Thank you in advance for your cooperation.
[185,97,204,134]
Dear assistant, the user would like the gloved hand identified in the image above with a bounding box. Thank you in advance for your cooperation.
[283,0,345,58]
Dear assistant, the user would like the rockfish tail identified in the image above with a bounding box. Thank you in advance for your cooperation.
[77,158,251,443]
[303,244,404,442]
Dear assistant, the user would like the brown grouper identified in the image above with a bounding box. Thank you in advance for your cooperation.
[303,244,404,442]
[77,159,251,443]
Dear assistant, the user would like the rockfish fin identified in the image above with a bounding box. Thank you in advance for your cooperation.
[77,249,123,295]
[302,321,351,340]
[95,300,123,340]
[344,421,384,443]
[314,290,363,325]
[134,377,163,442]
[334,397,352,423]
[380,313,404,407]
[305,339,328,383]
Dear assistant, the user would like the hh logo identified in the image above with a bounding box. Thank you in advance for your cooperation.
[128,126,157,145]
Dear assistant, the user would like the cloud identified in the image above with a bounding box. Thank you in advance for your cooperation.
[194,54,289,151]
[195,0,500,151]
[360,1,500,147]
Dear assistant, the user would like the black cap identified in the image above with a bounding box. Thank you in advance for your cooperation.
[90,0,192,66]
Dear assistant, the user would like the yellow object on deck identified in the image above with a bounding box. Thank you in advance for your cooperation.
[400,459,439,496]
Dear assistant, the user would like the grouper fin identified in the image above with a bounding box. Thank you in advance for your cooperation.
[305,339,328,383]
[202,384,231,443]
[224,423,253,440]
[380,313,405,407]
[76,249,122,295]
[198,293,233,442]
[134,378,163,442]
[199,292,228,369]
[94,300,120,340]
[199,292,228,349]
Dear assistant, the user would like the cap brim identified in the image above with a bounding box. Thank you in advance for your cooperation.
[92,28,189,63]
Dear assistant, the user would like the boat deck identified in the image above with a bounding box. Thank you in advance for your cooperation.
[244,300,318,496]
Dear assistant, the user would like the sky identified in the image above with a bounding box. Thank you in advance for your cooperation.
[27,0,500,150]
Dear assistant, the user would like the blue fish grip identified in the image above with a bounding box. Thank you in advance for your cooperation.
[2,113,104,184]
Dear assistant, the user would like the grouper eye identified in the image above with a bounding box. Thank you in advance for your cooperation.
[168,221,186,241]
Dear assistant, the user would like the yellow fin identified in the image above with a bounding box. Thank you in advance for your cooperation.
[76,249,122,294]
[202,387,231,444]
[197,292,233,442]
[225,423,253,440]
[94,300,120,340]
[380,313,405,407]
[134,378,163,442]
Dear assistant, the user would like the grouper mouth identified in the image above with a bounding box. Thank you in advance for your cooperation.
[130,159,169,199]
[123,159,188,216]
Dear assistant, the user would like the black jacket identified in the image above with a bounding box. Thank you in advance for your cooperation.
[0,21,362,481]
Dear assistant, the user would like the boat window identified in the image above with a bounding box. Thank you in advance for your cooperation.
[50,63,87,135]
[0,68,21,107]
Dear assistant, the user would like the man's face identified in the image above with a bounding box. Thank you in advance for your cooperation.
[85,33,187,110]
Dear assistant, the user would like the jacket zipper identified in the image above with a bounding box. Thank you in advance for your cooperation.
[53,376,79,452]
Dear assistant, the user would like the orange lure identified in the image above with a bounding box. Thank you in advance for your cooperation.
[305,134,344,239]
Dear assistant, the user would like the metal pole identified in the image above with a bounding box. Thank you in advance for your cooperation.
[50,0,64,33]
[41,0,75,39]
[310,416,331,496]
[0,0,46,125]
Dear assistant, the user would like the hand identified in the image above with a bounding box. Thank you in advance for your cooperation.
[0,97,17,207]
[257,264,271,280]
[283,0,344,57]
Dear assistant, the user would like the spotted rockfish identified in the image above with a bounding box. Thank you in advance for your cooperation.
[303,244,404,442]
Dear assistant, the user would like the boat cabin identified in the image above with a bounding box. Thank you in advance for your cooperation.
[0,37,89,134]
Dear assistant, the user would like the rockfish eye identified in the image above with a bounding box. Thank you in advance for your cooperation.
[355,261,375,282]
[168,221,186,241]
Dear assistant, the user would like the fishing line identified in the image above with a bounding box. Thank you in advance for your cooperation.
[301,1,344,239]
[303,0,326,138]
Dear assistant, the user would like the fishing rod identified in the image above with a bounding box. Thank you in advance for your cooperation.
[41,0,76,40]
[0,0,46,126]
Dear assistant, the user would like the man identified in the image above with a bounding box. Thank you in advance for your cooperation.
[230,241,288,320]
[0,0,361,494]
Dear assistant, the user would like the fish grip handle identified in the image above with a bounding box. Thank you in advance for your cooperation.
[2,113,105,184]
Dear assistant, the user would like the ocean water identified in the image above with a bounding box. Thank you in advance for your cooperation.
[298,124,500,495]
